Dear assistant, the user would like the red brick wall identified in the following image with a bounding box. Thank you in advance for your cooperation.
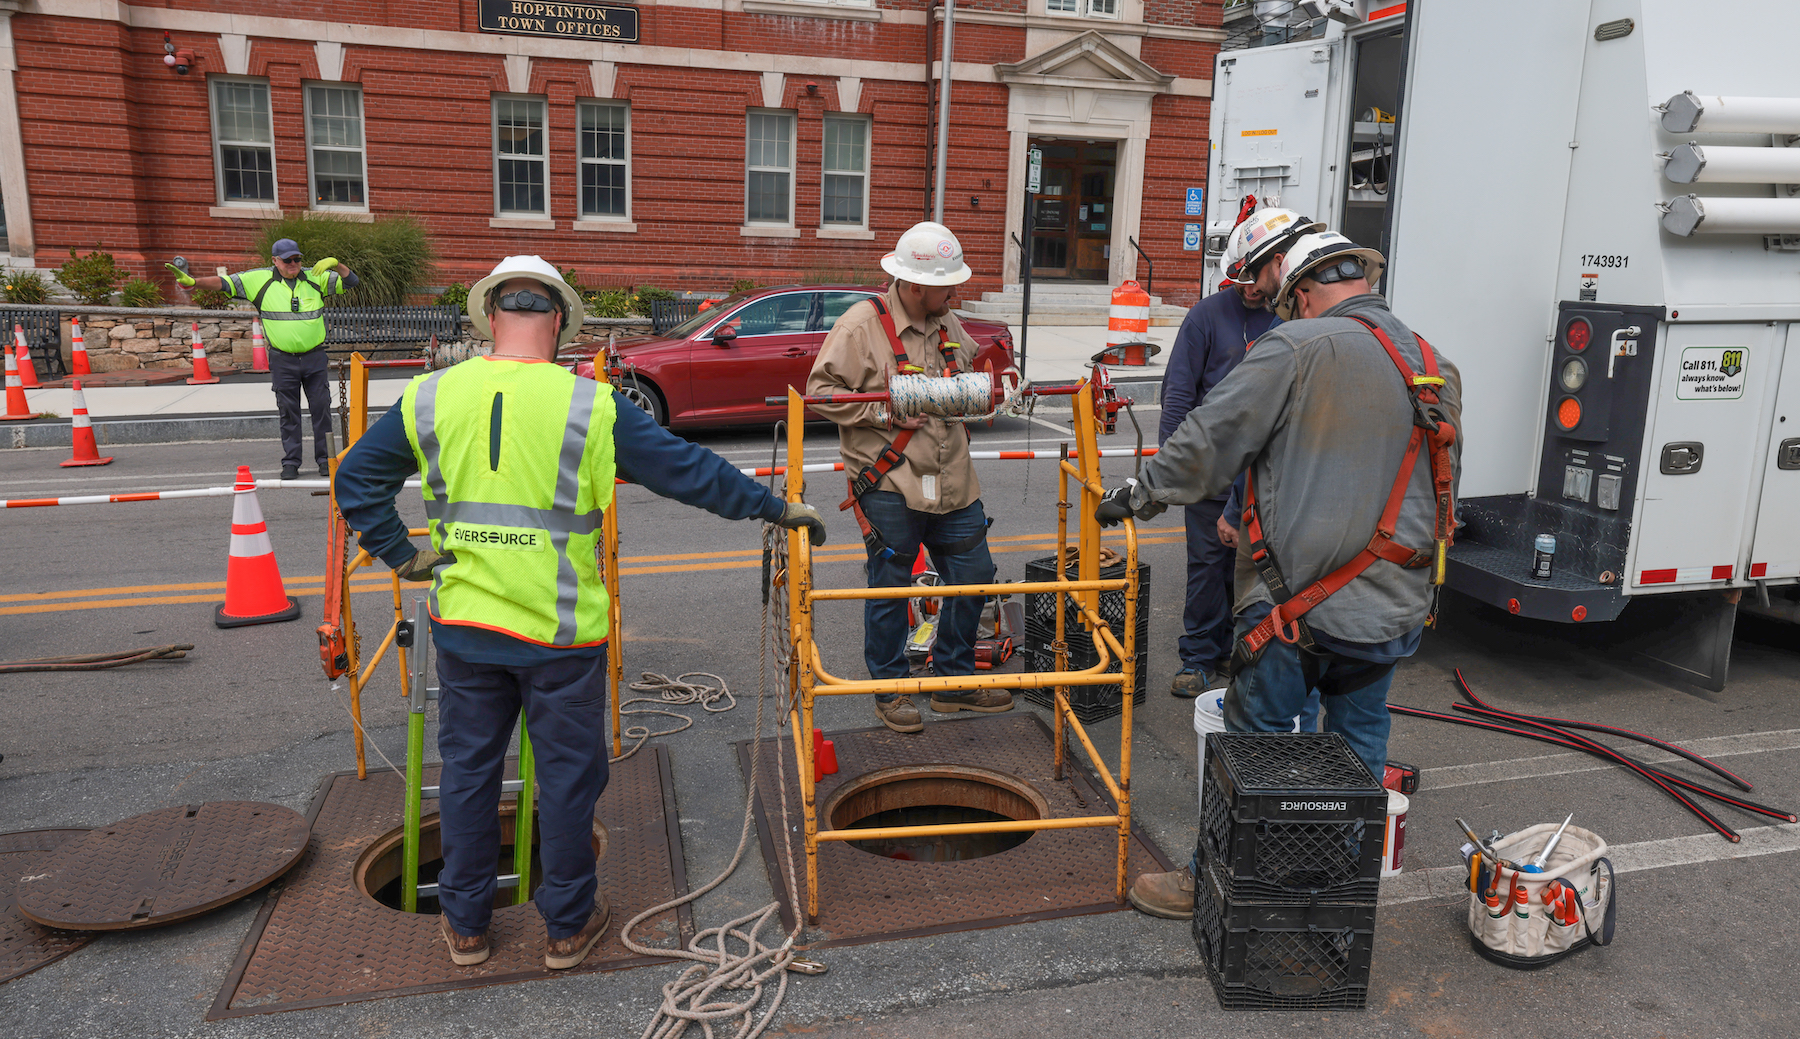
[10,5,1220,304]
[1143,91,1213,307]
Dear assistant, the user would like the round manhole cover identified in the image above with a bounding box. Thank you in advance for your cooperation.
[1,829,95,983]
[16,802,310,931]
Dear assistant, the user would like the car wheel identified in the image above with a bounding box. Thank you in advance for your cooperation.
[618,375,668,426]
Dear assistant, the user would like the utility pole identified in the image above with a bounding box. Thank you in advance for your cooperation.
[932,0,955,224]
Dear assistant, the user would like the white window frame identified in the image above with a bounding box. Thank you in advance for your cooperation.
[492,94,550,218]
[1045,0,1119,17]
[577,100,631,222]
[820,113,870,232]
[304,83,368,212]
[209,76,278,208]
[744,109,796,228]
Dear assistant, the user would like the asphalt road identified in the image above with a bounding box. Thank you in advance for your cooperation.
[1,411,1797,1038]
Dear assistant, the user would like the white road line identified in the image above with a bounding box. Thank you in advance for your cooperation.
[0,468,286,488]
[1379,822,1800,905]
[1418,728,1800,790]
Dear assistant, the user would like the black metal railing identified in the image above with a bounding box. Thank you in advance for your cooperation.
[323,305,462,356]
[1128,237,1153,297]
[651,299,701,334]
[0,309,65,377]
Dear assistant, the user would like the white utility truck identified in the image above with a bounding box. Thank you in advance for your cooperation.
[1199,0,1800,689]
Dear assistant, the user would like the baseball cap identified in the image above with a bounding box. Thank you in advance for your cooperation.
[271,238,303,260]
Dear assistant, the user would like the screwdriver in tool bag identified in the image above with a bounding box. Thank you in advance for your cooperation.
[1521,813,1574,873]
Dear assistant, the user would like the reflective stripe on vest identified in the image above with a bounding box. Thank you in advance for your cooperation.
[403,361,616,647]
[239,269,331,352]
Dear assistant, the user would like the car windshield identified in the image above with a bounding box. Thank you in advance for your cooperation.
[666,292,754,338]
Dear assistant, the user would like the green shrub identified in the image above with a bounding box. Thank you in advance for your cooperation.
[585,288,633,319]
[250,213,436,307]
[191,287,234,310]
[633,284,678,307]
[3,271,47,305]
[730,278,757,294]
[59,247,123,305]
[434,282,469,311]
[558,266,589,296]
[120,278,164,308]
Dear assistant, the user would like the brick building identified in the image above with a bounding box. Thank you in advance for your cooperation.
[0,0,1223,304]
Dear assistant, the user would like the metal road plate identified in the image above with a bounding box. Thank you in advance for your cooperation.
[208,747,692,1019]
[16,803,309,931]
[1,829,95,984]
[739,712,1175,948]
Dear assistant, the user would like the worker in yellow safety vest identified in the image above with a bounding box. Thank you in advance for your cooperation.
[168,237,355,480]
[335,255,826,970]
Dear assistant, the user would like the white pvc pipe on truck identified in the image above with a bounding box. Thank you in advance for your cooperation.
[1661,195,1800,236]
[1664,143,1800,185]
[1660,92,1800,135]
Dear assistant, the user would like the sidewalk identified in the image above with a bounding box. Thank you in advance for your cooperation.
[2,324,1170,448]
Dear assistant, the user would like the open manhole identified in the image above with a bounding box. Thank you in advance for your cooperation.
[353,802,607,915]
[824,765,1050,863]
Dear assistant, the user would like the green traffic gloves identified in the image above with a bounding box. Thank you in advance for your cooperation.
[164,262,195,287]
[311,257,339,279]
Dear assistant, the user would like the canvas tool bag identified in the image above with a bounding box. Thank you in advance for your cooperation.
[1467,822,1615,969]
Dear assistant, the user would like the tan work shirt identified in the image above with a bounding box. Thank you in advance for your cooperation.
[806,285,982,514]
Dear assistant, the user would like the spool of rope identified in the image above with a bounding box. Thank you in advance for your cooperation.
[888,371,996,421]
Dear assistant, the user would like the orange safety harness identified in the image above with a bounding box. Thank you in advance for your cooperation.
[839,296,966,559]
[1232,314,1457,669]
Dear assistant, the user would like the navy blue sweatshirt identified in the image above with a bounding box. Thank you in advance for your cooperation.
[1159,286,1279,503]
[336,387,786,666]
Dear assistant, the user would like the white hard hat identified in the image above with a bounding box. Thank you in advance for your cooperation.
[1227,208,1325,283]
[468,255,587,347]
[1271,232,1386,320]
[880,222,972,286]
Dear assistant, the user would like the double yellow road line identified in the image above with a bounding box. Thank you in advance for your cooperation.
[1,529,1181,618]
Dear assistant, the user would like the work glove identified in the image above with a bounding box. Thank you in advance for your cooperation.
[164,262,194,287]
[1094,478,1164,527]
[394,548,455,582]
[311,257,339,278]
[778,502,828,547]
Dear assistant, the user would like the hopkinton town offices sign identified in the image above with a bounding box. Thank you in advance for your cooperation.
[479,0,640,43]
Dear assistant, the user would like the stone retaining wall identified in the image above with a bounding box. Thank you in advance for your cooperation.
[5,305,654,371]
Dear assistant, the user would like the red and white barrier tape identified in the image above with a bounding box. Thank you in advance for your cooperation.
[0,448,1158,508]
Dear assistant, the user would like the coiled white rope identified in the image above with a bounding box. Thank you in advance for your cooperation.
[611,671,737,763]
[888,371,998,422]
[621,520,806,1039]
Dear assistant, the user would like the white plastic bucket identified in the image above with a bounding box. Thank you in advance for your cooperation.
[1194,693,1227,818]
[1380,789,1410,877]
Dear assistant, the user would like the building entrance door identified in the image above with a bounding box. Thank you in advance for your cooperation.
[1028,139,1116,280]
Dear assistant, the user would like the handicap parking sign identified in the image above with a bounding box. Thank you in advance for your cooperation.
[1184,187,1205,216]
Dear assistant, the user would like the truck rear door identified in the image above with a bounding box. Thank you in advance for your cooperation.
[1746,327,1800,586]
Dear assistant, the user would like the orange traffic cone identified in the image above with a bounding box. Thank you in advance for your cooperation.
[249,318,269,373]
[60,380,112,467]
[70,317,91,376]
[187,321,220,385]
[13,324,39,388]
[215,465,300,628]
[3,342,38,420]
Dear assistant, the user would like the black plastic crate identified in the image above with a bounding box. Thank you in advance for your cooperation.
[1197,732,1385,903]
[1192,861,1374,1011]
[1018,556,1150,722]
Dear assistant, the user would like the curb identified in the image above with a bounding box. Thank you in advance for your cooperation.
[2,412,346,449]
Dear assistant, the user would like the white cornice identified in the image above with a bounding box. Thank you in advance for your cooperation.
[939,7,1225,42]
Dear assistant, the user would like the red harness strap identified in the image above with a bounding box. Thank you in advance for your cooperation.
[838,297,961,557]
[1236,316,1457,660]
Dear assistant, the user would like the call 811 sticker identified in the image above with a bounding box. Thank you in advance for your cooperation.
[1676,347,1748,400]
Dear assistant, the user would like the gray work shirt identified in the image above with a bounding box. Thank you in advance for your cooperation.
[1132,294,1463,644]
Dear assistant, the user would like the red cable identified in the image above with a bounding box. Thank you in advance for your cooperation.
[1454,667,1753,791]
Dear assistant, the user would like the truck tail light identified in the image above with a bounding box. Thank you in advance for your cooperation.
[1564,318,1591,352]
[1556,397,1582,430]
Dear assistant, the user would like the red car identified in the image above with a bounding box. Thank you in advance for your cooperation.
[559,285,1015,428]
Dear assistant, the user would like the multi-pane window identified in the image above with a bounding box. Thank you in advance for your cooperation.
[306,86,366,208]
[821,115,869,227]
[579,102,629,219]
[211,78,275,204]
[493,96,547,216]
[1047,0,1115,14]
[745,110,794,225]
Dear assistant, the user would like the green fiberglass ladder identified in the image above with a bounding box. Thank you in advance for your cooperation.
[402,596,538,912]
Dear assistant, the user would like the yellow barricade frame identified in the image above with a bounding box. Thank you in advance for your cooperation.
[780,383,1140,923]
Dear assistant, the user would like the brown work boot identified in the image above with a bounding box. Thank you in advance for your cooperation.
[440,914,490,966]
[929,688,1014,714]
[544,895,612,970]
[1127,867,1195,920]
[874,695,924,733]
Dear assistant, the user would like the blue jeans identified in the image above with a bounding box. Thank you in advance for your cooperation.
[435,647,609,939]
[1221,615,1394,778]
[1180,499,1235,672]
[858,491,995,698]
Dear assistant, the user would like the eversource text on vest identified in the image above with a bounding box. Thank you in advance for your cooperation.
[450,525,545,551]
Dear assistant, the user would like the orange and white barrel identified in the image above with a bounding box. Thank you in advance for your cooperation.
[1102,280,1155,365]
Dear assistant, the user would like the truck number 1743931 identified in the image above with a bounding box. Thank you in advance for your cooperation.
[1581,254,1629,268]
